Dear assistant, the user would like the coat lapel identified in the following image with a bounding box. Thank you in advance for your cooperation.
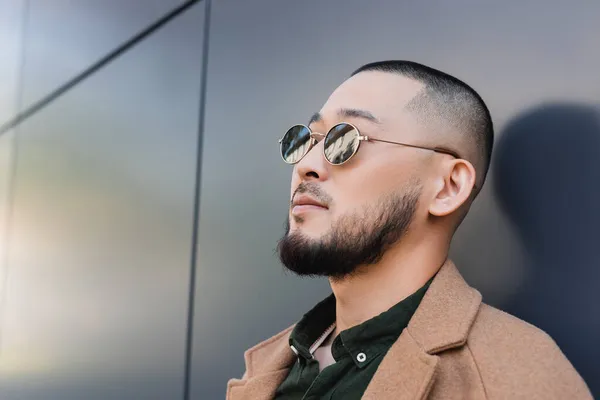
[229,260,482,400]
[226,325,295,400]
[362,328,439,400]
[227,368,292,400]
[363,260,482,400]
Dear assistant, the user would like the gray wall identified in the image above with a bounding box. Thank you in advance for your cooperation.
[1,1,204,399]
[1,1,599,399]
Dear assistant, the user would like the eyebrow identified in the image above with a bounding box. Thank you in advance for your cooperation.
[308,108,382,126]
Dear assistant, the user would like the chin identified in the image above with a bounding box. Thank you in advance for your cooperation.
[288,218,329,239]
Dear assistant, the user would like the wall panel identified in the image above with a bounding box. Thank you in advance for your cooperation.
[19,0,184,112]
[0,3,205,399]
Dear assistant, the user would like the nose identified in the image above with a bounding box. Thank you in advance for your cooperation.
[294,136,329,181]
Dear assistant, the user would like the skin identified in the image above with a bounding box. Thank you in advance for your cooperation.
[288,70,477,337]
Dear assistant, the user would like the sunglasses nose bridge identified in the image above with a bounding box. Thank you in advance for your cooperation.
[280,127,331,165]
[303,135,324,162]
[286,136,319,165]
[300,136,318,158]
[309,132,326,141]
[294,136,330,171]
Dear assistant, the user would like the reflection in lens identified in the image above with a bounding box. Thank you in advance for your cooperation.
[281,125,312,164]
[324,123,360,164]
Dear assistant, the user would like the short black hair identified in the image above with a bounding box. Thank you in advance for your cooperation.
[351,60,494,192]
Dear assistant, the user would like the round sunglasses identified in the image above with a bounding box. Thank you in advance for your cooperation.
[279,122,460,165]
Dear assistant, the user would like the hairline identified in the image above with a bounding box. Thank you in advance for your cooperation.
[350,63,493,193]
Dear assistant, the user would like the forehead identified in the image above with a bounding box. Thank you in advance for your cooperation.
[319,71,424,125]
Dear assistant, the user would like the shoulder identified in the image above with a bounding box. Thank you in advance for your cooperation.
[470,303,555,349]
[466,303,592,399]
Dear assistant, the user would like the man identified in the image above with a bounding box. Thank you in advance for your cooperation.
[226,61,592,399]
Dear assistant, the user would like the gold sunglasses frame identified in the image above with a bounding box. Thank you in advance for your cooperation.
[279,122,460,166]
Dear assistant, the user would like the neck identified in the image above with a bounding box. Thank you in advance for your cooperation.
[329,231,448,337]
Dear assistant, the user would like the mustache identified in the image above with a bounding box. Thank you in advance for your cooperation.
[291,182,333,208]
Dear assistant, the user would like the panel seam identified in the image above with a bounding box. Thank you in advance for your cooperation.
[182,0,212,399]
[0,0,202,137]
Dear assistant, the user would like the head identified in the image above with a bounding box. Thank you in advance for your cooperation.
[278,60,493,279]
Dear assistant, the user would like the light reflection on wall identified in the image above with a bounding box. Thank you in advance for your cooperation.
[0,3,205,399]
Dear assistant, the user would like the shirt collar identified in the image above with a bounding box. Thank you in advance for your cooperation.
[238,260,482,384]
[289,294,336,360]
[333,279,432,368]
[289,278,432,368]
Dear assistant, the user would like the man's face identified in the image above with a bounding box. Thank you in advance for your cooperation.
[278,71,439,278]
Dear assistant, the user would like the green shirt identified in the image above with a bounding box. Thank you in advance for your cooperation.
[274,280,431,400]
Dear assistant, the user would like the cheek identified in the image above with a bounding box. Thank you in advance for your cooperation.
[333,161,415,209]
[332,171,385,212]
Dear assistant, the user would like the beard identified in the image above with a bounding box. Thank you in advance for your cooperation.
[277,183,422,279]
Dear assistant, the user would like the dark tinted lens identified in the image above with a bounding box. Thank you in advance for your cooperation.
[324,123,360,164]
[281,125,312,164]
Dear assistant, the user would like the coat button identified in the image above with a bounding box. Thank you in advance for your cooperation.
[356,352,367,362]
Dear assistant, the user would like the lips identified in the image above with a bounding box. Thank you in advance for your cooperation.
[292,194,328,210]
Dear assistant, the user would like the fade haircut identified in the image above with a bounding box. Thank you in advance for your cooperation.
[351,60,494,193]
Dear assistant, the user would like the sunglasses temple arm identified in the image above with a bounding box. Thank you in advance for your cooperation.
[368,138,459,158]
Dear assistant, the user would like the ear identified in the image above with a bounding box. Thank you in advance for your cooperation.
[428,159,476,217]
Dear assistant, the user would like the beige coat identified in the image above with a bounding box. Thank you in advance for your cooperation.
[227,260,592,399]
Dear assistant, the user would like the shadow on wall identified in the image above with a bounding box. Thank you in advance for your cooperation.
[493,103,600,396]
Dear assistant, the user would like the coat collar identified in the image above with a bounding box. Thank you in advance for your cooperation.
[226,325,296,400]
[362,259,482,399]
[407,258,482,354]
[227,259,482,400]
